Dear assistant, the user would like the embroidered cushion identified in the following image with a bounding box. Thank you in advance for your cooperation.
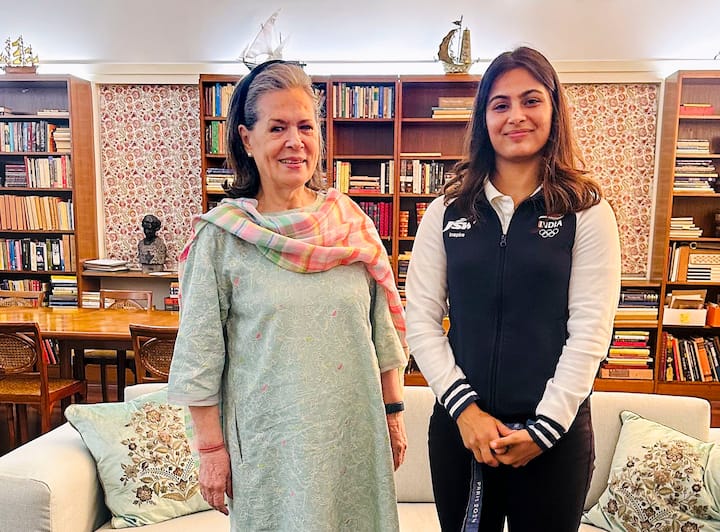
[65,388,210,528]
[583,410,720,531]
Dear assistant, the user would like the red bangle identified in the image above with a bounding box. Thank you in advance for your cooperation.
[198,442,226,454]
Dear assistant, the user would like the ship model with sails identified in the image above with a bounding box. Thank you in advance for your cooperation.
[438,17,474,74]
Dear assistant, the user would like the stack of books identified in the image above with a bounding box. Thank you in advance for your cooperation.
[669,217,703,239]
[676,138,711,156]
[205,168,233,193]
[673,159,718,193]
[81,291,101,309]
[600,330,653,380]
[164,282,179,311]
[84,258,129,272]
[614,288,659,321]
[431,97,473,119]
[48,274,78,307]
[52,127,71,152]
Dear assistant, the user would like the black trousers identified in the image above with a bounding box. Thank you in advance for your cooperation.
[428,400,594,532]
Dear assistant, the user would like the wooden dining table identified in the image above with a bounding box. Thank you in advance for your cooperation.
[0,306,179,400]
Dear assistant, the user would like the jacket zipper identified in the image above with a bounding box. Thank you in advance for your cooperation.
[489,228,507,414]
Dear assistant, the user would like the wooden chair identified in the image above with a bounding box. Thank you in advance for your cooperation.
[129,324,178,383]
[77,290,153,402]
[0,322,86,448]
[0,290,45,308]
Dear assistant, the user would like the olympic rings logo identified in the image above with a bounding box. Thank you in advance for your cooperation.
[538,228,559,238]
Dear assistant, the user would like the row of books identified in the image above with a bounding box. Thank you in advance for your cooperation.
[0,277,46,292]
[204,122,227,155]
[0,194,73,231]
[398,159,450,195]
[2,155,73,188]
[333,160,394,194]
[431,98,473,120]
[203,82,235,118]
[599,330,654,380]
[0,236,75,272]
[660,332,720,383]
[332,83,394,119]
[0,121,66,153]
[356,201,392,238]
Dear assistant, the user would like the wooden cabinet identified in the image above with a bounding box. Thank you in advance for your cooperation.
[0,75,97,301]
[651,71,720,413]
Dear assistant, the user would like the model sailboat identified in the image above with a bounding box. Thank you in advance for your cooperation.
[438,17,474,74]
[239,11,286,70]
[0,35,39,73]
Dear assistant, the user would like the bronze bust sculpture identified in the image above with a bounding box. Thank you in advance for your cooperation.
[137,214,167,272]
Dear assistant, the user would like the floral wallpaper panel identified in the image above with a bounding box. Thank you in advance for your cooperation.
[567,83,659,278]
[98,84,201,271]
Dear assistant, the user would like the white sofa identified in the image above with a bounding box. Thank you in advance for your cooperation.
[0,385,715,532]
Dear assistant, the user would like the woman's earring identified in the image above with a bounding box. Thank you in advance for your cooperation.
[247,152,253,158]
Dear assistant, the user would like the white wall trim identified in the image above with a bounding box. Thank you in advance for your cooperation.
[29,58,720,84]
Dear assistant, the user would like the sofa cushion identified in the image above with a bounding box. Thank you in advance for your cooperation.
[583,410,720,531]
[65,387,211,528]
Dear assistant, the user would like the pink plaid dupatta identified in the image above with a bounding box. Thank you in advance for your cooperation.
[179,188,407,349]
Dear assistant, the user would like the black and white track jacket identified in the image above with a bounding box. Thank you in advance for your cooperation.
[406,180,621,450]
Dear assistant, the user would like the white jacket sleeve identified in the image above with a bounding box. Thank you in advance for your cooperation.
[532,199,622,442]
[405,196,480,419]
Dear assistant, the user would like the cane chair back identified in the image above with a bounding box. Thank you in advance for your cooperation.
[99,289,153,310]
[0,322,86,448]
[129,324,178,383]
[79,290,153,402]
[0,290,45,308]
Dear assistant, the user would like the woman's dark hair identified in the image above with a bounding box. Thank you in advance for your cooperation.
[444,46,601,218]
[224,61,325,198]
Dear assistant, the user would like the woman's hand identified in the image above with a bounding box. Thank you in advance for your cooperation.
[490,427,542,467]
[456,403,508,467]
[198,447,233,515]
[386,411,407,470]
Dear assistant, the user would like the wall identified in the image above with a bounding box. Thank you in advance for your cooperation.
[6,0,720,81]
[96,81,658,277]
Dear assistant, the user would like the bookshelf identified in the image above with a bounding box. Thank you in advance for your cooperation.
[0,74,98,304]
[650,71,720,412]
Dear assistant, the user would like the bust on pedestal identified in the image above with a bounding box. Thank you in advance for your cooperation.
[137,214,167,273]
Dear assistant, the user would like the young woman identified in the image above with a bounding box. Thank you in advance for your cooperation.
[169,60,407,531]
[405,47,621,531]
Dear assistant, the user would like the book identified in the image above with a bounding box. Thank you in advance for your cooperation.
[84,258,129,272]
[599,367,654,380]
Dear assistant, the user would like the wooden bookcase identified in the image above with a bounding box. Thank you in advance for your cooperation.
[649,71,720,414]
[0,74,98,302]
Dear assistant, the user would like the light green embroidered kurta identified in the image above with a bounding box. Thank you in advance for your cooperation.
[168,219,406,532]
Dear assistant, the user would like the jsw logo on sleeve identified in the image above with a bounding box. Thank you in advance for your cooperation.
[537,215,564,238]
[443,217,472,237]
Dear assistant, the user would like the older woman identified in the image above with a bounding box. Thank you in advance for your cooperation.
[168,61,407,531]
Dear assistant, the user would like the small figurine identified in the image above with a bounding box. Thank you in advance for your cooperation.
[137,214,167,273]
